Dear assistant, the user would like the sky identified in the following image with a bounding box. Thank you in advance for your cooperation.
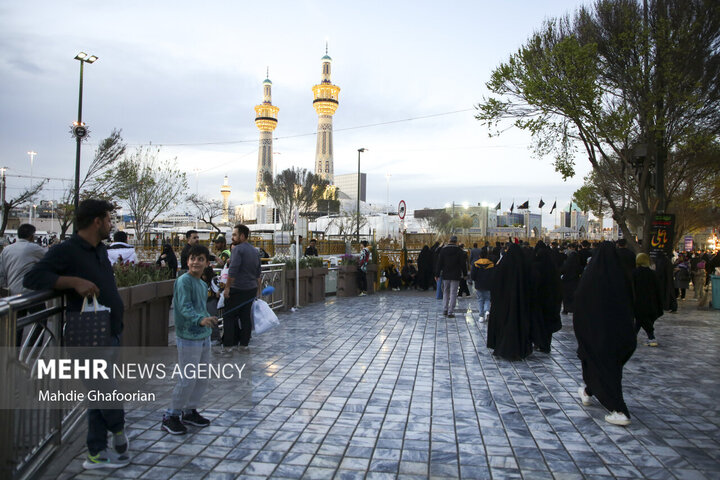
[0,0,595,229]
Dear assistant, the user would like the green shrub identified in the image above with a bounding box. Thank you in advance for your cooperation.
[113,262,173,288]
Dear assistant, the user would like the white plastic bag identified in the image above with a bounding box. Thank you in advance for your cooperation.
[251,299,279,335]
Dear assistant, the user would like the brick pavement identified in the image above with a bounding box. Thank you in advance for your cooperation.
[41,290,720,479]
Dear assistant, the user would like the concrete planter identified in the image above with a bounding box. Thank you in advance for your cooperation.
[309,267,328,303]
[284,268,312,309]
[120,280,173,347]
[337,265,358,297]
[366,264,378,295]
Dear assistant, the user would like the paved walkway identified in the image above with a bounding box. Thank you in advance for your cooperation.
[42,290,720,479]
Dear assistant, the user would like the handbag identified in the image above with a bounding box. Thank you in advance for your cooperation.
[64,295,112,347]
[251,299,279,335]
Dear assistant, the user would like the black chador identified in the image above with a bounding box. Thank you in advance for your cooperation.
[529,241,563,352]
[487,243,532,360]
[560,248,581,313]
[573,241,636,417]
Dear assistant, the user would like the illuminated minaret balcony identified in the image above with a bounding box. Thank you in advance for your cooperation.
[254,70,279,196]
[313,45,340,184]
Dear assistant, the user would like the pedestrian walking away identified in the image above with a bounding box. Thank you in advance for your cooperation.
[573,241,636,426]
[434,235,467,318]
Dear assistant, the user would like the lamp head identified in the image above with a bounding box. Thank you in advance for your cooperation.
[86,55,98,63]
[358,148,366,153]
[74,52,88,60]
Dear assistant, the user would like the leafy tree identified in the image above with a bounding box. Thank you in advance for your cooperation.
[55,129,126,238]
[186,194,224,233]
[0,180,47,237]
[476,0,720,252]
[263,168,330,232]
[105,146,188,243]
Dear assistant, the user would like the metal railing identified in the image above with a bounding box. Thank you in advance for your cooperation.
[0,290,84,480]
[260,263,286,310]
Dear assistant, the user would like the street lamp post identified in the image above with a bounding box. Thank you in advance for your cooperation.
[356,148,366,243]
[28,151,36,223]
[0,167,6,231]
[73,52,98,230]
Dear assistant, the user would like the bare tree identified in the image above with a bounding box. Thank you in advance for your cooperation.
[187,194,224,233]
[55,129,126,238]
[328,210,368,243]
[0,180,48,237]
[106,146,188,243]
[263,168,330,232]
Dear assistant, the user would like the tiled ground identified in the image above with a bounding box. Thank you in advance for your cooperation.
[42,289,720,479]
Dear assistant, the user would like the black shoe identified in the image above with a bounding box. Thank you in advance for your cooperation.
[182,409,210,427]
[447,313,455,318]
[162,415,187,435]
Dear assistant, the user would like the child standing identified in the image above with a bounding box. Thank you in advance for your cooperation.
[162,245,218,435]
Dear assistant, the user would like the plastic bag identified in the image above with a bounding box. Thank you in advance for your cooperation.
[251,299,279,335]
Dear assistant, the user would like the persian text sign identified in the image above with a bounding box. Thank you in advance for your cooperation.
[649,213,675,257]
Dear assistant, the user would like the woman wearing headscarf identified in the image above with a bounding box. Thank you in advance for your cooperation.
[632,253,663,347]
[560,244,582,314]
[487,243,532,360]
[416,245,432,290]
[529,241,563,353]
[574,241,636,426]
[156,244,178,278]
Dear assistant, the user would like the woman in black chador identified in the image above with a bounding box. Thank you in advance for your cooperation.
[529,241,563,353]
[560,244,582,314]
[574,241,636,426]
[487,243,532,360]
[416,246,433,290]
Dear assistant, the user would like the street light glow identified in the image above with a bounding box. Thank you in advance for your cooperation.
[86,55,98,63]
[75,52,87,60]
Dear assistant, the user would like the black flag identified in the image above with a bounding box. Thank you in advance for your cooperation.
[538,198,545,209]
[510,201,514,213]
[494,201,501,211]
[519,200,529,209]
[550,201,557,214]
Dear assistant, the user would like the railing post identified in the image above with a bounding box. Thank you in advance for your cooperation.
[0,299,16,478]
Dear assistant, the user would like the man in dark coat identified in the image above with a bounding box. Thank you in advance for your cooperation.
[574,241,636,426]
[435,236,467,317]
[560,244,581,314]
[486,243,532,360]
[633,253,663,346]
[529,241,563,353]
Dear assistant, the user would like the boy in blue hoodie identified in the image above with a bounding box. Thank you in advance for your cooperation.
[162,245,218,435]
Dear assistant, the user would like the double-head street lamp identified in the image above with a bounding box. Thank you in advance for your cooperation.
[356,148,366,243]
[73,52,98,228]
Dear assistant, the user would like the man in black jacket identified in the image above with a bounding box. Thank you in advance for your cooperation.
[24,199,130,470]
[180,229,200,270]
[435,235,467,318]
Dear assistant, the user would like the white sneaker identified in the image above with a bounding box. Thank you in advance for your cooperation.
[484,311,490,322]
[578,386,591,406]
[605,411,631,426]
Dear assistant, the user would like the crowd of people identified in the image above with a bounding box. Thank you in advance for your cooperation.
[413,236,719,426]
[2,203,719,468]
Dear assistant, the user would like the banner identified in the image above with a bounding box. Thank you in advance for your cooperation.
[684,235,694,252]
[649,213,675,258]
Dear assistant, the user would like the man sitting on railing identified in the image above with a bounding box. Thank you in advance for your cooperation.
[24,199,130,470]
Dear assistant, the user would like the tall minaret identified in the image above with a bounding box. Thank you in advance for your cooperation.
[220,176,231,223]
[254,69,279,203]
[312,44,340,184]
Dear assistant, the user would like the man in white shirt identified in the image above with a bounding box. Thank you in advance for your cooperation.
[106,231,137,265]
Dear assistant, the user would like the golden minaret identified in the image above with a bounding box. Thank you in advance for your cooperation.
[312,44,340,183]
[254,68,279,203]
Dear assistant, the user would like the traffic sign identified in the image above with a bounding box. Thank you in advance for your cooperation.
[398,200,406,219]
